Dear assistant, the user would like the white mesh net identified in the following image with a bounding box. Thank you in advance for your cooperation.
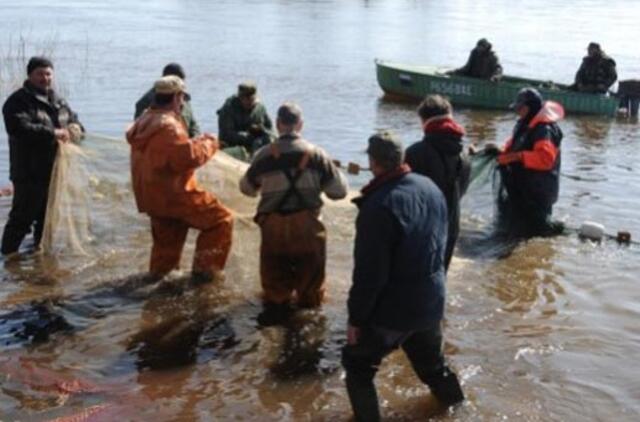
[39,136,357,277]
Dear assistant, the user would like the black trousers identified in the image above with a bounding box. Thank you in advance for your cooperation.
[1,182,49,255]
[341,323,464,422]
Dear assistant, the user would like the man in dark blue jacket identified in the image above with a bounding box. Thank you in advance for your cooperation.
[342,131,464,421]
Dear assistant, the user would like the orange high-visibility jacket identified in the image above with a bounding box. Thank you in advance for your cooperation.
[126,109,217,218]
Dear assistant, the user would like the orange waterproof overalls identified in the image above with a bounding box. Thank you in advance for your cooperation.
[126,109,233,276]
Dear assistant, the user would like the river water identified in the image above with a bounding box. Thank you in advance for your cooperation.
[1,1,639,421]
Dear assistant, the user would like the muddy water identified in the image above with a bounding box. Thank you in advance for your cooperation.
[1,1,640,421]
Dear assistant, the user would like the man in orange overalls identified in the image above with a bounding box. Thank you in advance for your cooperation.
[126,75,233,282]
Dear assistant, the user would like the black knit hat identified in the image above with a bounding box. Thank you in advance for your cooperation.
[27,56,53,75]
[588,42,601,51]
[162,63,186,79]
[510,87,543,111]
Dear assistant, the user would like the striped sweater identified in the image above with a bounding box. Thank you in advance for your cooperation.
[239,133,348,214]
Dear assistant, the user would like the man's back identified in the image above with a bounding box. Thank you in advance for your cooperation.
[126,109,215,218]
[240,134,346,214]
[350,172,448,332]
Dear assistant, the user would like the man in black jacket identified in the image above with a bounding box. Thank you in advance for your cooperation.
[406,95,470,271]
[450,38,503,81]
[1,56,83,255]
[572,42,617,94]
[343,131,464,422]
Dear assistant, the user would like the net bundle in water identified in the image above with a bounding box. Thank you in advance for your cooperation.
[41,142,92,255]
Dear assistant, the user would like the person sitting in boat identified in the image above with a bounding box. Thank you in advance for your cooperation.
[448,38,503,82]
[217,82,275,157]
[572,42,617,94]
[486,88,565,238]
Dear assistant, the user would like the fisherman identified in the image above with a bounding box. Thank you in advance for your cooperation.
[572,42,617,94]
[239,102,347,325]
[126,75,233,282]
[134,63,200,137]
[217,82,275,156]
[1,56,84,256]
[449,38,503,81]
[405,95,470,271]
[488,88,565,237]
[343,131,464,421]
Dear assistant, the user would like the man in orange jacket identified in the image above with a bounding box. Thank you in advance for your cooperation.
[126,75,233,282]
[488,88,564,237]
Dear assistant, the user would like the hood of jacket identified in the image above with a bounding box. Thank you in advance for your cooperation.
[126,109,180,150]
[422,115,465,155]
[527,101,565,128]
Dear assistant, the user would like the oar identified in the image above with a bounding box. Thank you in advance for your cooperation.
[332,160,370,175]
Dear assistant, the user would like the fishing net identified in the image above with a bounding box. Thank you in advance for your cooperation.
[467,150,499,192]
[39,136,357,283]
[41,142,92,255]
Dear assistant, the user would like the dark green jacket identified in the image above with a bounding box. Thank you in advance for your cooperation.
[217,95,274,150]
[134,88,200,137]
[574,54,617,93]
[453,47,503,80]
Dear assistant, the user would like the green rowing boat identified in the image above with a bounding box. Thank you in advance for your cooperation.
[375,60,619,116]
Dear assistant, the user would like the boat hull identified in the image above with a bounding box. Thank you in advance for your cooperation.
[376,60,618,116]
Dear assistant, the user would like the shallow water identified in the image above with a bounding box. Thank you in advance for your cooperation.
[1,1,640,421]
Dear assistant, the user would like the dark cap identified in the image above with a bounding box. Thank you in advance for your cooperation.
[277,102,302,126]
[588,42,601,51]
[27,56,53,75]
[162,63,185,79]
[510,87,543,111]
[476,38,491,48]
[238,82,257,98]
[367,131,404,170]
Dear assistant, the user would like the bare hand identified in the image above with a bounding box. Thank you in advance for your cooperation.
[54,128,70,143]
[67,123,84,143]
[202,132,217,141]
[347,324,360,345]
[208,137,219,149]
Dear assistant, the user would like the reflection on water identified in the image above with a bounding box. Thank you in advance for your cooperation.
[488,240,564,316]
[572,116,613,143]
[461,109,503,145]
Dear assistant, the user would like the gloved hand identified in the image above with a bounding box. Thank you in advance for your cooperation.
[483,142,501,156]
[497,151,523,166]
[249,124,265,135]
